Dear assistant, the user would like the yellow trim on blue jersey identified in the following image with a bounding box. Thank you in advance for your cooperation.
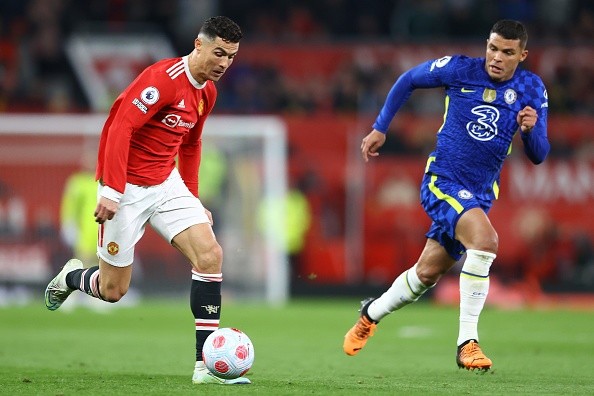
[492,181,499,199]
[425,156,436,173]
[428,174,464,214]
[506,142,513,155]
[437,95,450,133]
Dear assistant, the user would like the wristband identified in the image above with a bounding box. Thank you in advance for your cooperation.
[100,184,123,204]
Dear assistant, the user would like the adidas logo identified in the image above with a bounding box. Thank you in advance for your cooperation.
[177,99,185,108]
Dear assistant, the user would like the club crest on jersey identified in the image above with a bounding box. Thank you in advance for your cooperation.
[504,89,517,104]
[198,99,205,116]
[458,190,473,199]
[140,86,160,105]
[107,242,119,255]
[482,89,496,103]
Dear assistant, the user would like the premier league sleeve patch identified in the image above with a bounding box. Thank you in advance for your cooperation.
[140,86,160,105]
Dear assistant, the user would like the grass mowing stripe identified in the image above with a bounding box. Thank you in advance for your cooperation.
[1,298,593,395]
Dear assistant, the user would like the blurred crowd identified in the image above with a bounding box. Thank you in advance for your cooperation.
[1,0,594,294]
[1,0,594,117]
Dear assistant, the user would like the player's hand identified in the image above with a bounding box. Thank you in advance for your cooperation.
[361,129,386,162]
[94,196,119,224]
[517,106,538,133]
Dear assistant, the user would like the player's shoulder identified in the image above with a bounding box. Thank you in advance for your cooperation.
[451,55,484,69]
[134,57,183,86]
[514,67,545,83]
[511,67,547,95]
[428,54,481,72]
[150,57,185,79]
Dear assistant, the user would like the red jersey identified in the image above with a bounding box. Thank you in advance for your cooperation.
[96,56,217,197]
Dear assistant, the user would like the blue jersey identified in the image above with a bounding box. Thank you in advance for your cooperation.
[373,55,550,201]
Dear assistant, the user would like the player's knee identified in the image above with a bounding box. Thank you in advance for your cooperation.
[100,282,128,303]
[416,264,448,286]
[466,229,499,254]
[193,242,223,273]
[475,233,499,254]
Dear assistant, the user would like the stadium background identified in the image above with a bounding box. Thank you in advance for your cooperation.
[0,0,593,306]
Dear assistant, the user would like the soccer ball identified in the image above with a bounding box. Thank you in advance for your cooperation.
[202,327,255,379]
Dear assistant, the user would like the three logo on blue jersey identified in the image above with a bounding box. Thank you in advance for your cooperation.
[466,105,499,141]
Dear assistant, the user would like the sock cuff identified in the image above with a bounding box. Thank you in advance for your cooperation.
[465,249,497,260]
[191,270,222,282]
[463,249,496,276]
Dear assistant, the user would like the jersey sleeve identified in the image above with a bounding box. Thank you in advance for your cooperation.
[178,85,218,197]
[520,77,550,164]
[101,68,176,193]
[373,56,456,133]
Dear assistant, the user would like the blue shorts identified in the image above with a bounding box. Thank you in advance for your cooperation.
[420,173,493,261]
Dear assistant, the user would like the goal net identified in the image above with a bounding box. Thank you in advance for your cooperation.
[0,114,288,305]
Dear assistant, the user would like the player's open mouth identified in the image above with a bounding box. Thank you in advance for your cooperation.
[489,65,502,73]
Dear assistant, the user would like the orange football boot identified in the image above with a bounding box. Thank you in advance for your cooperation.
[456,340,492,371]
[343,298,377,356]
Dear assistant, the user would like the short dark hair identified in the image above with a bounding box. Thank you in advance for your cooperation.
[199,16,242,43]
[490,20,528,49]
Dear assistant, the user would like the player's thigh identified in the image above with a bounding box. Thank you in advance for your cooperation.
[98,184,156,267]
[148,169,219,271]
[149,169,210,244]
[420,173,478,237]
[171,223,222,273]
[455,207,498,252]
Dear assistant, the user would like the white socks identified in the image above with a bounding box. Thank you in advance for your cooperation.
[365,248,496,346]
[367,264,432,322]
[457,249,496,346]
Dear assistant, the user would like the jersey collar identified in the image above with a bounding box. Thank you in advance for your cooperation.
[182,56,207,89]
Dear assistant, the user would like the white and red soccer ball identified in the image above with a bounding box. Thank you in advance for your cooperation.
[202,327,255,379]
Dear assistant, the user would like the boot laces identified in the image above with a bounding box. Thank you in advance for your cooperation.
[353,317,375,339]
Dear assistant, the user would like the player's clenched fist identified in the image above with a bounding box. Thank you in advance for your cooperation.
[94,196,118,224]
[517,106,537,133]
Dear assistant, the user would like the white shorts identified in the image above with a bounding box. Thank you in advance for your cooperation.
[97,168,209,267]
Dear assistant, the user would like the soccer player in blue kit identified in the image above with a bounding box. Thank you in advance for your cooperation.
[343,20,550,370]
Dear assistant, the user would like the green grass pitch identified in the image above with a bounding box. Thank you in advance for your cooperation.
[2,298,594,395]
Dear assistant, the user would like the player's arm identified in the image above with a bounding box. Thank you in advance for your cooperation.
[518,83,550,164]
[96,71,174,224]
[178,131,202,197]
[363,58,447,161]
[178,109,213,225]
[179,88,217,198]
[102,79,172,194]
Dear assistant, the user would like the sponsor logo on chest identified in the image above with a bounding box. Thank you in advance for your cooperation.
[162,114,196,129]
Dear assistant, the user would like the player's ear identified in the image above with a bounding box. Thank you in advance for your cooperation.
[194,38,202,52]
[519,49,528,62]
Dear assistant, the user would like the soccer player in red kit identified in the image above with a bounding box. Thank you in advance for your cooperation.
[44,16,248,385]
